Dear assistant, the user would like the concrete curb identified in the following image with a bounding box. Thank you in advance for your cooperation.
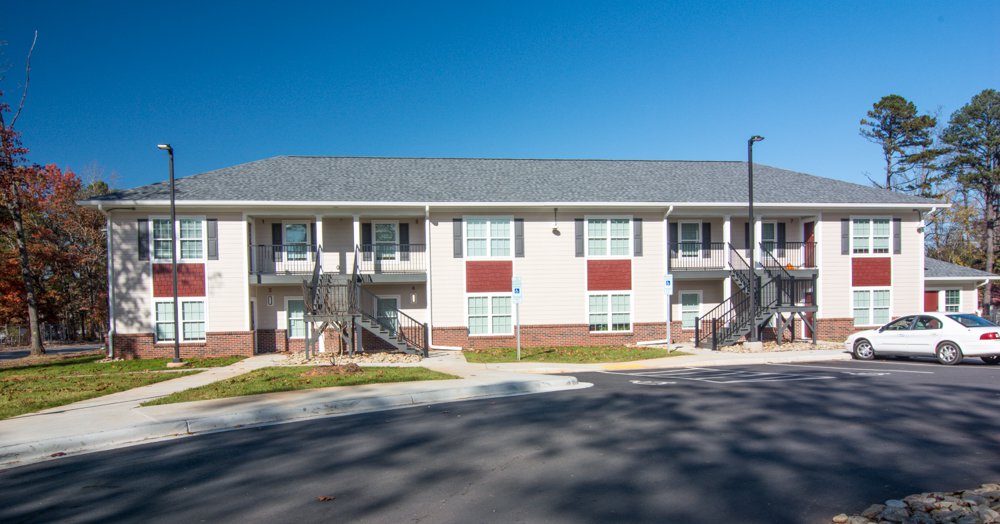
[479,351,854,374]
[0,375,586,470]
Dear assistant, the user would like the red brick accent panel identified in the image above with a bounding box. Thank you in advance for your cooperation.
[113,331,254,359]
[924,291,939,312]
[153,263,206,297]
[466,261,513,292]
[815,318,873,342]
[852,258,891,287]
[434,322,667,350]
[587,260,632,291]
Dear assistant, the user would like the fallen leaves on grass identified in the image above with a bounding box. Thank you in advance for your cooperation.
[301,363,364,377]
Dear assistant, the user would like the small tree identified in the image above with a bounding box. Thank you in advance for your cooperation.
[860,94,939,192]
[940,89,1000,310]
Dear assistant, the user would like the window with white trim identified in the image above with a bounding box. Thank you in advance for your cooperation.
[373,221,399,260]
[466,218,511,258]
[287,299,306,339]
[154,299,206,342]
[853,288,890,326]
[468,295,512,335]
[284,222,309,261]
[944,289,961,313]
[152,217,205,261]
[680,292,700,330]
[588,218,631,257]
[679,222,700,258]
[589,292,631,332]
[852,218,890,255]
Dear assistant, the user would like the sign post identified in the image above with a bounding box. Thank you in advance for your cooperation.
[512,276,523,361]
[664,273,674,347]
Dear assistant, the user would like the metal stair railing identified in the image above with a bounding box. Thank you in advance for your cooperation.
[694,291,754,349]
[353,284,427,355]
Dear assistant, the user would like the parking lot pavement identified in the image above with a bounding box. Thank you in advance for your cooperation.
[0,344,103,360]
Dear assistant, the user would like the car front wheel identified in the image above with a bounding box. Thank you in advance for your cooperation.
[852,339,875,360]
[936,341,963,365]
[981,355,1000,365]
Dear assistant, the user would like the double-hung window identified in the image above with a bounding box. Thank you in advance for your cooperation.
[287,299,306,339]
[944,290,961,313]
[588,218,631,257]
[853,288,890,326]
[152,217,205,261]
[679,222,700,258]
[852,218,890,255]
[373,221,399,260]
[154,299,207,342]
[588,292,631,332]
[284,223,309,261]
[466,218,511,257]
[468,295,512,335]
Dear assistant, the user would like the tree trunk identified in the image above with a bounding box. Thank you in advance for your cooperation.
[6,194,44,354]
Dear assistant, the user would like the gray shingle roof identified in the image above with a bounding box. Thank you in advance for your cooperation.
[93,156,942,205]
[925,258,998,279]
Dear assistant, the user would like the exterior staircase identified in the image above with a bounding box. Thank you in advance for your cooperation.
[300,247,427,358]
[694,243,817,349]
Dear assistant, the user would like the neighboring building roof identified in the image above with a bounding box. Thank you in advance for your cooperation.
[89,156,944,206]
[925,258,1000,280]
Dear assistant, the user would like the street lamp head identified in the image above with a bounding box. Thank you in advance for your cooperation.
[157,144,173,152]
[749,135,765,143]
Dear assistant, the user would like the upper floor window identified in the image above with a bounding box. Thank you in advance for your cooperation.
[852,218,890,255]
[152,217,205,261]
[466,217,511,258]
[588,217,631,257]
[679,222,700,258]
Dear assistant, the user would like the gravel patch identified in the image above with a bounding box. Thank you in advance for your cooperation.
[719,340,842,353]
[281,351,423,366]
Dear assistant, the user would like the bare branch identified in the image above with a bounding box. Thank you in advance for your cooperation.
[10,30,37,128]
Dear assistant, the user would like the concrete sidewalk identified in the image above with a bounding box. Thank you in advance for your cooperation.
[0,346,849,470]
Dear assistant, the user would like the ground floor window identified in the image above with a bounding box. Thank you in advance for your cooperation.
[287,299,306,338]
[680,292,701,330]
[468,295,512,335]
[589,292,631,332]
[154,299,207,342]
[853,288,890,326]
[944,289,961,313]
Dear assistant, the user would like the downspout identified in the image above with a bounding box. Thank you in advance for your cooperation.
[100,204,115,358]
[639,205,675,346]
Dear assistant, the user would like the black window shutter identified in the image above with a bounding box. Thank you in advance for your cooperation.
[841,219,850,255]
[744,222,750,254]
[893,218,902,254]
[362,223,373,261]
[777,222,786,258]
[633,218,642,257]
[669,222,678,258]
[575,219,584,257]
[453,218,463,258]
[399,223,410,261]
[514,218,524,258]
[206,219,219,260]
[702,222,711,259]
[138,219,149,261]
[272,223,282,263]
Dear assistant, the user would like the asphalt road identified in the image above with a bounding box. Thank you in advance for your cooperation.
[2,358,999,523]
[0,344,102,360]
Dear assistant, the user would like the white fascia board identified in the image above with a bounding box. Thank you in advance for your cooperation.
[925,276,1000,281]
[78,199,947,211]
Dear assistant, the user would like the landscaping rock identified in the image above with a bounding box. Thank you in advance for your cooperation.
[832,484,1000,524]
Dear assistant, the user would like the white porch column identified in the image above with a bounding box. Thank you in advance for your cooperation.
[315,214,325,353]
[754,215,763,268]
[723,215,732,303]
[352,214,361,271]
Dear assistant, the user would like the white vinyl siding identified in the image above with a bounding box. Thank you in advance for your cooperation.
[853,288,890,326]
[588,218,631,257]
[589,292,631,332]
[467,295,513,335]
[852,218,890,255]
[466,218,511,258]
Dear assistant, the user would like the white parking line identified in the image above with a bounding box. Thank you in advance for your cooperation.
[605,368,836,384]
[771,363,934,374]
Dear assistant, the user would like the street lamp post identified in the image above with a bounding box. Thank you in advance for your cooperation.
[747,135,764,342]
[157,144,181,364]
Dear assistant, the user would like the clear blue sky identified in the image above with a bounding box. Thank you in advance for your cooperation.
[3,1,999,190]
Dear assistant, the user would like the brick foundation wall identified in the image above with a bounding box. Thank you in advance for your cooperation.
[433,322,667,349]
[255,329,287,353]
[113,331,254,359]
[814,318,870,342]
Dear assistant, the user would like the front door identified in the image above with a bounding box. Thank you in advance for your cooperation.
[376,297,399,336]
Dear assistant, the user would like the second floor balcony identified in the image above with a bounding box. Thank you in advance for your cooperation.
[669,241,817,273]
[250,243,427,284]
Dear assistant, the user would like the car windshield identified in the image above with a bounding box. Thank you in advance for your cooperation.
[947,314,999,328]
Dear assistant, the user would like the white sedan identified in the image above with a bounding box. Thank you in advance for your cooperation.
[846,313,1000,365]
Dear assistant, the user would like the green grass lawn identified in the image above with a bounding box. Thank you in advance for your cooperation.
[143,366,459,406]
[0,355,245,420]
[463,346,687,364]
